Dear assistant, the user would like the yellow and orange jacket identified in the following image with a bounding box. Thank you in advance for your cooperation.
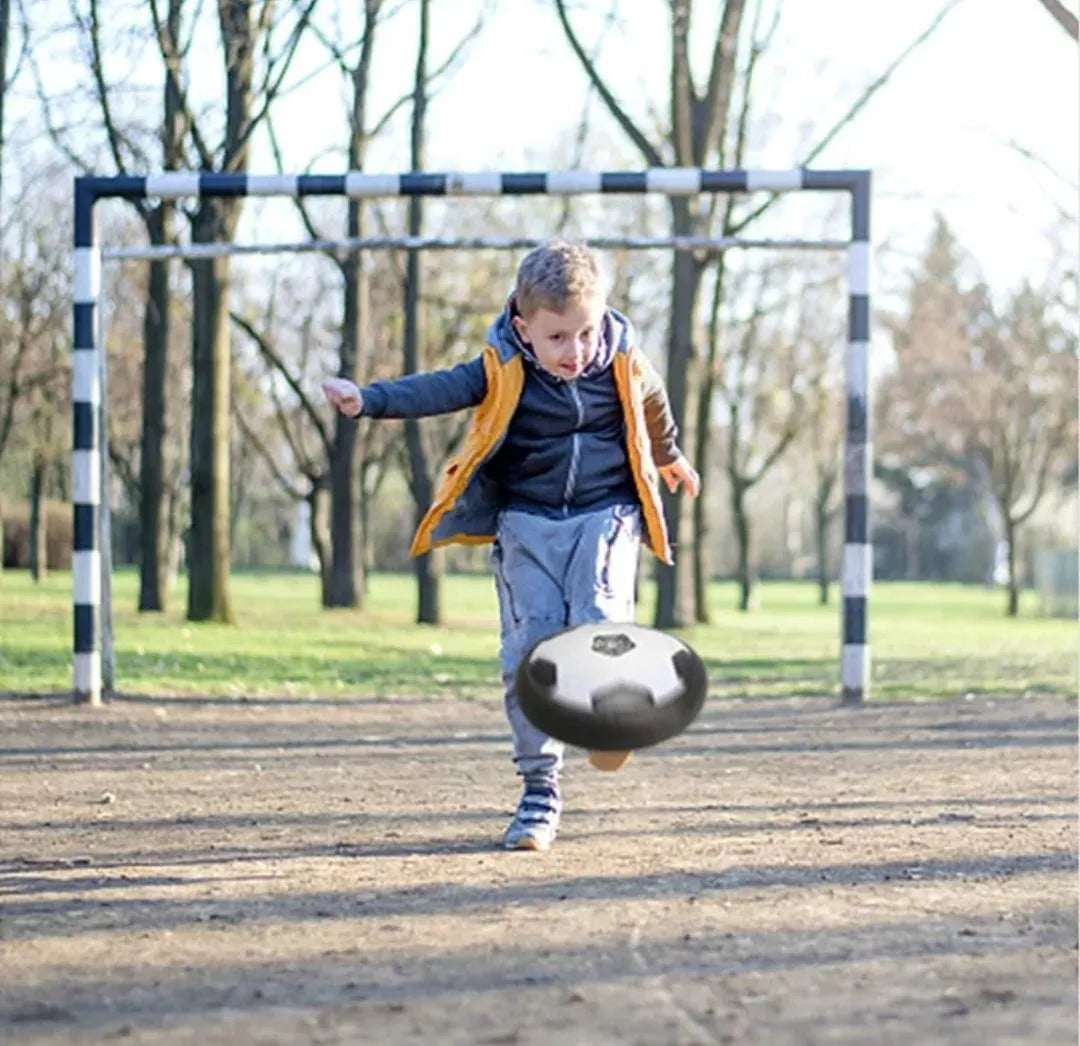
[359,307,680,565]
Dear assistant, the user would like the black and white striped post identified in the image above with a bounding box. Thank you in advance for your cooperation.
[843,172,872,705]
[72,167,871,706]
[73,180,102,705]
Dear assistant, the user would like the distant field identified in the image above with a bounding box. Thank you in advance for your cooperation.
[0,569,1073,701]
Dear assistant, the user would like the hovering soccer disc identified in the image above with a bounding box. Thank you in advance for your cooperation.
[514,623,708,752]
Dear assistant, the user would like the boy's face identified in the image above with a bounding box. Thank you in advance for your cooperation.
[512,297,605,381]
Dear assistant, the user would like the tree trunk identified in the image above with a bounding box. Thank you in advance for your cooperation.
[654,197,703,629]
[815,483,830,606]
[309,481,332,605]
[139,0,184,612]
[403,0,441,626]
[138,207,172,611]
[905,512,920,580]
[28,461,46,582]
[165,474,184,594]
[360,455,375,590]
[184,0,258,621]
[730,478,752,611]
[326,0,380,609]
[692,253,730,624]
[403,238,440,624]
[690,311,713,624]
[325,403,360,608]
[186,202,235,623]
[1004,516,1019,617]
[691,475,710,623]
[326,206,366,608]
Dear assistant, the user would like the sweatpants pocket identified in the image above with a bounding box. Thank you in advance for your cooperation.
[598,505,642,598]
[491,538,522,628]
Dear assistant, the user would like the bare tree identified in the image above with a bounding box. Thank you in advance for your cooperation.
[712,260,813,610]
[402,0,442,624]
[557,0,747,627]
[23,0,189,609]
[283,0,405,607]
[554,0,961,626]
[966,281,1076,614]
[134,0,187,611]
[0,0,27,236]
[320,0,383,609]
[806,350,845,606]
[0,0,31,578]
[690,0,778,621]
[1,200,71,579]
[877,217,1077,615]
[175,0,318,622]
[795,269,846,605]
[231,300,336,595]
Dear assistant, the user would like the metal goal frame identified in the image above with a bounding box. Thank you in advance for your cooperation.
[72,167,872,706]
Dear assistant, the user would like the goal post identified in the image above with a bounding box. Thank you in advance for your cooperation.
[72,167,872,707]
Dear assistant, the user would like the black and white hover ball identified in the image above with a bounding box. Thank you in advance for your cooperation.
[515,623,708,751]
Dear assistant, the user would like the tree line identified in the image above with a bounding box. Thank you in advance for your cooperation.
[0,0,1075,622]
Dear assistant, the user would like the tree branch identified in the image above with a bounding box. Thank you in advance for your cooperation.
[732,0,964,234]
[148,0,214,168]
[746,414,800,486]
[1011,414,1068,524]
[86,0,130,175]
[232,402,309,499]
[696,0,747,162]
[236,0,321,160]
[268,373,316,476]
[229,310,333,456]
[1035,0,1079,38]
[553,0,663,166]
[18,0,93,172]
[670,0,694,163]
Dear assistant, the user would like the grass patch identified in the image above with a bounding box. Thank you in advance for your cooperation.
[0,568,1074,702]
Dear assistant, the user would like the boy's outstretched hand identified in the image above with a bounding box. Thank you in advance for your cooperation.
[659,455,701,497]
[322,377,363,418]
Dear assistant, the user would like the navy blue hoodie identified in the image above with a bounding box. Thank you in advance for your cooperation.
[359,302,678,519]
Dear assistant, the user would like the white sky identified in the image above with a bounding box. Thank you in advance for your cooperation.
[8,0,1079,300]
[265,0,1080,301]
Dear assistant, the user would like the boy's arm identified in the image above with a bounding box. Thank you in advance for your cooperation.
[635,351,680,466]
[635,349,701,497]
[359,356,487,419]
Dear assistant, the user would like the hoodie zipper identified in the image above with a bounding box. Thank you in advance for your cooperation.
[561,382,585,515]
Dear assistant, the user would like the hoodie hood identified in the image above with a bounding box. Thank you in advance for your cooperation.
[485,295,634,380]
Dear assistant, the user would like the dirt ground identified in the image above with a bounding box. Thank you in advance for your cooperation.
[0,690,1076,1046]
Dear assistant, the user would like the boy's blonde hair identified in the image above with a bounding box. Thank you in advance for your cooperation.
[514,240,606,318]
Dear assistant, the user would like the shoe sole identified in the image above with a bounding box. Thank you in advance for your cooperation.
[588,749,632,772]
[503,835,550,852]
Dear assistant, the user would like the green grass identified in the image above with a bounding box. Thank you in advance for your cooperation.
[0,568,1074,702]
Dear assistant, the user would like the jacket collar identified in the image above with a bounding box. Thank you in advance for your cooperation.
[485,295,634,380]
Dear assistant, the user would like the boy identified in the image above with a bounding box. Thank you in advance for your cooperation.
[323,240,699,851]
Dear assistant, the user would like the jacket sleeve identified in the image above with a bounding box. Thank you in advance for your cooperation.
[360,356,487,419]
[635,350,681,466]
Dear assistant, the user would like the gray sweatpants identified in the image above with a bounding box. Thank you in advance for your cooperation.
[491,503,642,781]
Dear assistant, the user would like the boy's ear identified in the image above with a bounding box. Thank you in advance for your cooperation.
[511,314,530,344]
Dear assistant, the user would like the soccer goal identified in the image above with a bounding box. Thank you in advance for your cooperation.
[72,167,872,707]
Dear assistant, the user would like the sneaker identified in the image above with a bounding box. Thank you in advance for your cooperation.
[503,781,562,851]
